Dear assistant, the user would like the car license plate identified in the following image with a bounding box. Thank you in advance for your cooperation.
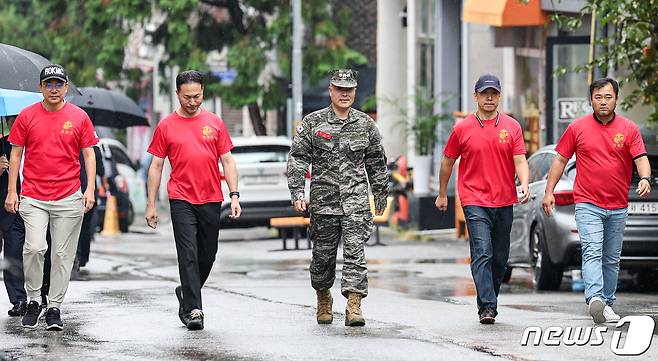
[628,202,658,214]
[243,175,279,184]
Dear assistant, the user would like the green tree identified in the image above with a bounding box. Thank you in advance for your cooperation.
[156,0,367,134]
[0,0,367,134]
[551,0,658,123]
[0,0,149,86]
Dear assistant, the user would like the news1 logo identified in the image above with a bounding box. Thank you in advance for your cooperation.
[521,316,655,356]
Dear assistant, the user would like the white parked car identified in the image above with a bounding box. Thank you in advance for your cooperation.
[220,136,309,229]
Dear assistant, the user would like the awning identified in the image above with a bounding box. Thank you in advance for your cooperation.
[463,0,547,27]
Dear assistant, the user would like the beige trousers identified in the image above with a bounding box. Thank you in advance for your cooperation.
[19,191,84,308]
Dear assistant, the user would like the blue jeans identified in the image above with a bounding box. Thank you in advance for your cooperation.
[575,203,627,306]
[463,205,513,312]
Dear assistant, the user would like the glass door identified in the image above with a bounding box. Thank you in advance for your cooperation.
[546,36,591,143]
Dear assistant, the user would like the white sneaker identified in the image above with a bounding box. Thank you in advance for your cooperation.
[588,297,606,324]
[603,305,621,323]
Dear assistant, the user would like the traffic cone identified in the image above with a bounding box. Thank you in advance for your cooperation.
[101,193,120,236]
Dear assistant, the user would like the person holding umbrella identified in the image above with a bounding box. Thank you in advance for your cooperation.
[145,70,241,331]
[1,115,28,317]
[73,145,105,276]
[4,64,98,331]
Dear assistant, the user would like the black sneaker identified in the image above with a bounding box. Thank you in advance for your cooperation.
[8,301,27,317]
[175,286,186,326]
[186,309,204,331]
[45,307,63,331]
[479,307,497,324]
[21,301,41,329]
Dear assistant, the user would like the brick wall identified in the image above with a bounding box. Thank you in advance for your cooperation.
[331,0,377,65]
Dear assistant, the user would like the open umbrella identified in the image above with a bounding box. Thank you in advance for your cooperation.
[0,88,43,116]
[68,87,149,128]
[0,43,81,95]
[1,88,43,155]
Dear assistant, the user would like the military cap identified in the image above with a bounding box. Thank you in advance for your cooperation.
[330,69,358,88]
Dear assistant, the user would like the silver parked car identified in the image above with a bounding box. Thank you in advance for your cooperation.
[507,145,658,290]
[219,136,310,232]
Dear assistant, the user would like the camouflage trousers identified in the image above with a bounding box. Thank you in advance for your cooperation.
[309,211,373,298]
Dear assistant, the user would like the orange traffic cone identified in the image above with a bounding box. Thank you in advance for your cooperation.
[101,193,120,236]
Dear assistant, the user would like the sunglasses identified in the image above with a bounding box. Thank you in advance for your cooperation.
[42,82,66,90]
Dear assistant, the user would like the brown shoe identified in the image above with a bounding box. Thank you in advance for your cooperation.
[345,293,365,327]
[316,289,333,324]
[479,307,497,324]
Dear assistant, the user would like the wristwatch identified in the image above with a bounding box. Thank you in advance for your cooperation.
[229,191,240,198]
[640,176,653,186]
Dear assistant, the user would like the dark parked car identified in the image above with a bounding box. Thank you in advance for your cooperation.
[507,145,658,290]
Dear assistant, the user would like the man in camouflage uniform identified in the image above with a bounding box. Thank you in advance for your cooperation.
[287,69,388,327]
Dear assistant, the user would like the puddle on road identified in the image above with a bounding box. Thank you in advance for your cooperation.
[2,316,105,359]
[413,257,471,265]
[366,257,471,265]
[71,270,149,282]
[174,345,257,361]
[504,304,556,312]
[223,257,541,304]
[370,275,476,303]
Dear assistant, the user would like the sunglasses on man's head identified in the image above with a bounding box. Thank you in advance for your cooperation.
[42,81,66,89]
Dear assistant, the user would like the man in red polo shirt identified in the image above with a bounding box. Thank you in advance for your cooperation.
[435,74,529,324]
[145,70,241,331]
[543,78,651,324]
[4,64,98,331]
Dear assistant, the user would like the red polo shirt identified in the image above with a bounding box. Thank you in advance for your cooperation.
[555,113,646,210]
[147,109,233,204]
[444,113,526,207]
[9,102,98,201]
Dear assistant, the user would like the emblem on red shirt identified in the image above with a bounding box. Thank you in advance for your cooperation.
[316,131,332,140]
[613,133,625,148]
[498,129,510,144]
[202,125,217,140]
[61,120,73,135]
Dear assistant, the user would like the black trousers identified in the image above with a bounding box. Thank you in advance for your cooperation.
[170,200,221,312]
[76,204,97,267]
[42,231,51,299]
[2,216,26,305]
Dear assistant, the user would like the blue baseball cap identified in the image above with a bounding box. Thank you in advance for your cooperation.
[474,74,501,93]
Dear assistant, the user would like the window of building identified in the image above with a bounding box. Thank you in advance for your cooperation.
[418,0,435,99]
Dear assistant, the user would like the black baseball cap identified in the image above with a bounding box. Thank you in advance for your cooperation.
[474,74,501,93]
[40,64,68,83]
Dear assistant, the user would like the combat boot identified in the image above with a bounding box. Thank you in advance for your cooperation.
[316,289,333,324]
[345,293,365,327]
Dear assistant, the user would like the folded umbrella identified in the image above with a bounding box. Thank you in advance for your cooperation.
[68,87,148,128]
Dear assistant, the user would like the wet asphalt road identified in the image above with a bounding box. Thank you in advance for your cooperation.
[1,223,657,361]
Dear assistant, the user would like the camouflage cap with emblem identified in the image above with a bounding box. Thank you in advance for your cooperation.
[330,69,358,88]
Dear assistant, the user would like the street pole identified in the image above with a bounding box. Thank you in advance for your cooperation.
[291,0,303,138]
[407,0,416,166]
[588,8,597,84]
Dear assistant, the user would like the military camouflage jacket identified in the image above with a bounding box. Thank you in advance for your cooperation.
[287,106,389,215]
